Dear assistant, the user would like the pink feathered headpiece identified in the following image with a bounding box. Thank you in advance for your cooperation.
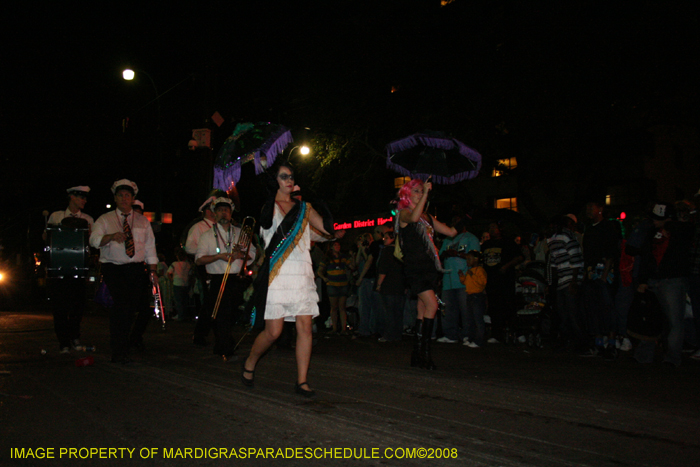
[396,179,424,211]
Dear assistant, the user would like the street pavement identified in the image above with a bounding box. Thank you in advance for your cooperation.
[1,304,700,466]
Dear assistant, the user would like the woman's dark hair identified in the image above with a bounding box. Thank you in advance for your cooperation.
[266,161,295,193]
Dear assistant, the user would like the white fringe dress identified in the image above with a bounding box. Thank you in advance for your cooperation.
[261,205,320,322]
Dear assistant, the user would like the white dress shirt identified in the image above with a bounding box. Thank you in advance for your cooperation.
[47,209,94,228]
[185,218,215,255]
[195,223,256,275]
[90,209,158,265]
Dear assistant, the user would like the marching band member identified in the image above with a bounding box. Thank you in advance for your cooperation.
[90,179,157,364]
[45,185,94,353]
[43,186,94,238]
[186,195,218,346]
[195,197,256,361]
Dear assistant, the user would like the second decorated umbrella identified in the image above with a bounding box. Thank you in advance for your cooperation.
[386,131,482,184]
[213,122,293,190]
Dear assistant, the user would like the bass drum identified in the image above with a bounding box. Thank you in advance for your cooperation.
[45,225,90,278]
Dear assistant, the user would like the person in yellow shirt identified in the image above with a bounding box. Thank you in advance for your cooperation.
[458,250,487,348]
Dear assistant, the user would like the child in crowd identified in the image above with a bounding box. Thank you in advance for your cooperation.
[458,250,487,348]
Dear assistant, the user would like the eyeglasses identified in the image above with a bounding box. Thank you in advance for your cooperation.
[278,173,294,181]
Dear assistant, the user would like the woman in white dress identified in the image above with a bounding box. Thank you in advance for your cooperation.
[242,163,343,396]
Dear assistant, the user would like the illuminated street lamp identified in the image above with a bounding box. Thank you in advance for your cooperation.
[289,144,311,158]
[121,68,163,220]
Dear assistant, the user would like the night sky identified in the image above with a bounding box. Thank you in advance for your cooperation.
[2,1,698,255]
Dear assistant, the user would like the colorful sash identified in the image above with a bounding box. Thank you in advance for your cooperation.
[248,201,310,329]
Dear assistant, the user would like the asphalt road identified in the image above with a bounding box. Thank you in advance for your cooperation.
[1,306,699,466]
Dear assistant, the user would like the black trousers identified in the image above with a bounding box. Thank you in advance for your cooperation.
[101,262,151,359]
[192,265,211,340]
[47,278,86,349]
[205,274,248,356]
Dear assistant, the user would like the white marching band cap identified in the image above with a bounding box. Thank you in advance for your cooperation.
[132,200,145,210]
[198,196,217,212]
[211,197,234,211]
[67,186,90,195]
[111,179,139,195]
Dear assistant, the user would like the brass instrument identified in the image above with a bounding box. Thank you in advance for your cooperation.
[151,273,166,330]
[212,216,256,319]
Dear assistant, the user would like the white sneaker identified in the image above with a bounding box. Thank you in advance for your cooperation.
[462,337,471,345]
[437,337,458,344]
[60,347,71,354]
[466,341,480,348]
[487,337,500,344]
[71,339,82,350]
[620,338,632,352]
[690,349,700,360]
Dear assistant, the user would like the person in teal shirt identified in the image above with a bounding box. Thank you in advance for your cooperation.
[437,218,480,344]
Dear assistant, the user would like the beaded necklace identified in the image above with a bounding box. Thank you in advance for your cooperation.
[213,223,233,254]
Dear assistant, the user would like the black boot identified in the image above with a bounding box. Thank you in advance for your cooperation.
[420,318,437,370]
[410,319,423,367]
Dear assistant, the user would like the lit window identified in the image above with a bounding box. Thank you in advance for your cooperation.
[495,198,518,212]
[492,157,518,177]
[605,195,611,205]
[394,176,411,189]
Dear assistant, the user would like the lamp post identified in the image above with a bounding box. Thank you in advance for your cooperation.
[122,68,164,222]
[122,69,161,122]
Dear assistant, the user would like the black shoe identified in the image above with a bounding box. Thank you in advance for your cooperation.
[295,382,315,398]
[241,361,255,387]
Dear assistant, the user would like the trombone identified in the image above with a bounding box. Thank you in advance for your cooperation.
[211,216,256,320]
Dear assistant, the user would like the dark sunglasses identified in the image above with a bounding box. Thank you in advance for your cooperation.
[278,173,294,181]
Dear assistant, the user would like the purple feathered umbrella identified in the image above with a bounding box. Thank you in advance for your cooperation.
[386,131,482,184]
[213,122,293,190]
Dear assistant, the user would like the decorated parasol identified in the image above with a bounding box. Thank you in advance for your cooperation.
[213,122,293,190]
[386,131,482,184]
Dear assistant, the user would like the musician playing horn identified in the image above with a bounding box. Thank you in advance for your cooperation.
[89,179,157,365]
[45,185,94,354]
[186,194,219,346]
[195,197,256,362]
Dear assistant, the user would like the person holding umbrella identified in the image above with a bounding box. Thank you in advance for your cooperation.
[396,178,456,369]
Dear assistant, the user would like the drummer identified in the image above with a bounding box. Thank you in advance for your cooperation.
[43,186,94,240]
[44,185,94,354]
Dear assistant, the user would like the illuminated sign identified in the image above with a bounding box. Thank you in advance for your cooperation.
[334,216,393,230]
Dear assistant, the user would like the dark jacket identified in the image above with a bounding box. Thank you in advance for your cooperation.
[631,220,693,283]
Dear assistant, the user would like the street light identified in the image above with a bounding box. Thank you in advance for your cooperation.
[289,145,311,158]
[122,68,163,220]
